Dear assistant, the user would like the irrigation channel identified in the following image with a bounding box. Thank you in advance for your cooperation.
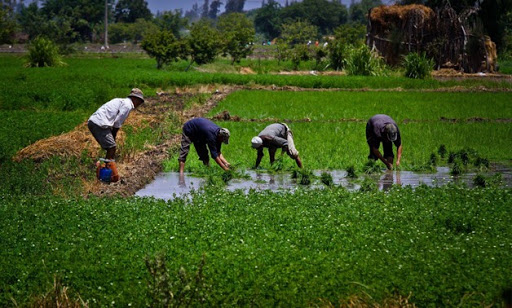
[136,166,512,200]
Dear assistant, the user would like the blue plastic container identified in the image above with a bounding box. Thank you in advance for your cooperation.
[99,167,112,183]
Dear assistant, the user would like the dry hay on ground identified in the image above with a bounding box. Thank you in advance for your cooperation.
[239,67,256,74]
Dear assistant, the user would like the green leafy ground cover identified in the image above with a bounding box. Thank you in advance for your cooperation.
[1,55,511,306]
[1,186,511,307]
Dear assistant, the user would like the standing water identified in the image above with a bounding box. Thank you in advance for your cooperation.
[135,167,512,201]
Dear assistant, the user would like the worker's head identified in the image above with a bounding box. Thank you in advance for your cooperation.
[218,128,230,144]
[128,88,144,107]
[251,136,263,149]
[384,123,398,142]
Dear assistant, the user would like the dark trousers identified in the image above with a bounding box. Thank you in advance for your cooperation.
[178,133,209,164]
[368,141,394,160]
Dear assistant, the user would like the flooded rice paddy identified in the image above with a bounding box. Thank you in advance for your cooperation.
[135,166,512,201]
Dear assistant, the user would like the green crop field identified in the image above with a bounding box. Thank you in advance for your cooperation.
[167,90,512,171]
[1,187,511,307]
[1,55,511,307]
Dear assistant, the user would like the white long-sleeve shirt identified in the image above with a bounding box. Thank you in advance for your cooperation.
[88,98,134,128]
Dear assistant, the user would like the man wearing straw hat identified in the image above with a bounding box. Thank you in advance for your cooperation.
[87,88,145,182]
[366,114,402,170]
[251,123,303,169]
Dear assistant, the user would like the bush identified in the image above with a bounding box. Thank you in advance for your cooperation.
[344,45,386,76]
[403,52,434,79]
[25,37,65,68]
[141,30,183,69]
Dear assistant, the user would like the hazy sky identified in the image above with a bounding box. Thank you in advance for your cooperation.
[146,0,352,14]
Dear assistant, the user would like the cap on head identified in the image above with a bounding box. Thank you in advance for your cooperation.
[219,128,230,144]
[251,136,263,149]
[128,88,144,103]
[385,123,398,142]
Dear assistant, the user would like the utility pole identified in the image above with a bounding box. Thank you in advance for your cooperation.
[104,0,109,48]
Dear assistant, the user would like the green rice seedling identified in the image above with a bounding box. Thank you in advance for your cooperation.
[448,151,456,164]
[450,159,464,176]
[294,168,313,185]
[346,165,357,178]
[359,177,377,192]
[488,173,503,187]
[429,153,438,166]
[320,172,334,187]
[473,174,487,187]
[270,156,285,172]
[221,170,234,183]
[363,160,382,174]
[438,144,447,159]
[474,156,490,170]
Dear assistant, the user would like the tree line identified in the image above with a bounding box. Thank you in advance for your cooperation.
[0,0,510,55]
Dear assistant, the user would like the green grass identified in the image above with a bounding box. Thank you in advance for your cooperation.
[1,187,511,307]
[169,90,512,171]
[168,121,511,172]
[0,110,86,163]
[499,59,512,74]
[208,90,512,121]
[1,55,511,116]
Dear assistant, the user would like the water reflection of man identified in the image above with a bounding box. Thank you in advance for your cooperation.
[380,171,394,191]
[366,114,402,170]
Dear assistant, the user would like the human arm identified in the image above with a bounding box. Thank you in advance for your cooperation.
[214,156,230,171]
[396,144,403,167]
[218,153,231,168]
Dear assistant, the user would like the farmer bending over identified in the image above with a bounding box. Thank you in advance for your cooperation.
[178,118,231,178]
[87,88,144,182]
[251,123,303,168]
[366,114,402,170]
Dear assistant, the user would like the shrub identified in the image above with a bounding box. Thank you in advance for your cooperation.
[187,20,222,65]
[403,52,434,79]
[25,37,65,68]
[344,45,386,76]
[217,13,255,64]
[141,30,184,69]
[327,24,366,70]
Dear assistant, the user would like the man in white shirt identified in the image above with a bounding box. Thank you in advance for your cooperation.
[87,88,144,182]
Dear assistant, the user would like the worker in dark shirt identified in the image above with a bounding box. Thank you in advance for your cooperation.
[178,118,231,177]
[251,123,303,168]
[366,114,402,170]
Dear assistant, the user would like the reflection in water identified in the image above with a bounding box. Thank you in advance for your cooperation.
[379,171,394,191]
[135,167,512,201]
